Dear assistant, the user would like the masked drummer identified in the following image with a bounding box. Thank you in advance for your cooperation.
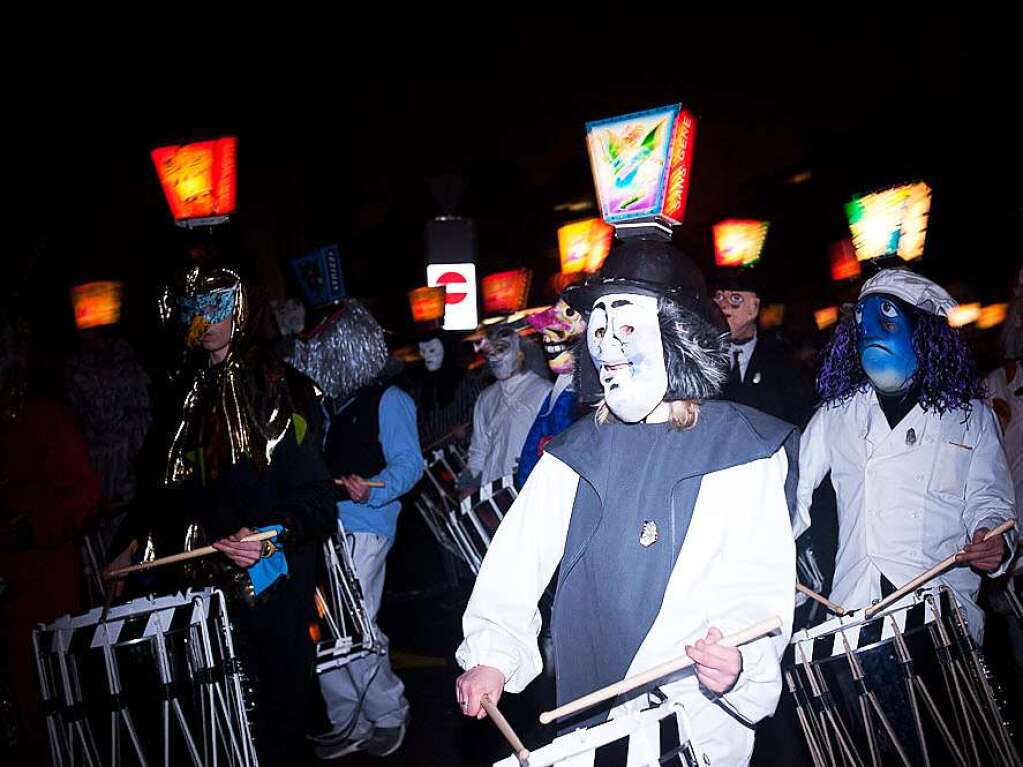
[797,269,1018,642]
[455,239,797,765]
[107,266,337,766]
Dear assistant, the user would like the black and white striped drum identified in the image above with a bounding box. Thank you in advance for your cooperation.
[785,586,1019,767]
[493,699,704,767]
[33,589,258,767]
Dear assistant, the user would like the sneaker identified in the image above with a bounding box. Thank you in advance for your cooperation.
[365,721,408,757]
[312,733,369,760]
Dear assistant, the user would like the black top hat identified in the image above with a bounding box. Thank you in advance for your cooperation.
[712,265,760,295]
[563,238,708,315]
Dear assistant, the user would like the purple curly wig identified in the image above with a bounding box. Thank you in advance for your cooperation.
[817,308,985,415]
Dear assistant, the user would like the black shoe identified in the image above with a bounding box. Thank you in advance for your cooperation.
[365,721,407,757]
[310,732,369,760]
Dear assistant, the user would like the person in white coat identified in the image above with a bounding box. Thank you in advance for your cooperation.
[463,322,552,489]
[797,268,1017,642]
[455,240,797,766]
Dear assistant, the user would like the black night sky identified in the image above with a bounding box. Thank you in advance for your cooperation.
[10,17,1022,349]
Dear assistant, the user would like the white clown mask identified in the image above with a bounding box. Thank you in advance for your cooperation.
[418,337,445,372]
[587,293,667,423]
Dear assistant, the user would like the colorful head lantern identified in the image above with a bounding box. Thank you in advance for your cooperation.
[526,299,586,376]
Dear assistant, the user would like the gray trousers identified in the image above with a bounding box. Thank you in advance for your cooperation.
[318,531,409,739]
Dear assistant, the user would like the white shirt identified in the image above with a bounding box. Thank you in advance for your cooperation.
[985,363,1023,576]
[797,389,1018,640]
[457,447,795,765]
[467,371,552,485]
[730,333,758,382]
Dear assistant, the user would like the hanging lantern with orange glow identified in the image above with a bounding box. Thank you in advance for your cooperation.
[814,306,839,331]
[151,136,238,228]
[481,269,532,316]
[557,218,614,275]
[408,286,447,323]
[845,181,931,263]
[586,103,697,239]
[71,282,123,330]
[712,220,770,268]
[829,239,861,282]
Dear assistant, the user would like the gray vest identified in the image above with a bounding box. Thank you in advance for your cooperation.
[546,400,798,730]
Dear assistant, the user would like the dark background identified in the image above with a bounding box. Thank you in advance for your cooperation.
[8,16,1022,349]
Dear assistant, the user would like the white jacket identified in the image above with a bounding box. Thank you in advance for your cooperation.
[467,371,552,485]
[797,389,1018,641]
[457,448,795,766]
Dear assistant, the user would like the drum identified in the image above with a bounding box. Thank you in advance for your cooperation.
[458,474,518,554]
[785,586,1020,767]
[311,524,379,674]
[493,698,704,767]
[33,588,258,767]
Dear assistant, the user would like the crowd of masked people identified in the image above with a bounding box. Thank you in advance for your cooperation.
[2,252,1022,765]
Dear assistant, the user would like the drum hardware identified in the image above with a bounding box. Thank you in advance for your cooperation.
[785,668,827,767]
[796,640,864,767]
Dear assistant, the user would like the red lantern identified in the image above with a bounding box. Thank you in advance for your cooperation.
[71,282,122,330]
[481,269,532,315]
[829,239,861,282]
[557,218,614,275]
[151,136,238,227]
[408,286,447,322]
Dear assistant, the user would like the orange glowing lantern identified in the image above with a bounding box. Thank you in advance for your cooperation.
[814,306,839,331]
[408,286,447,323]
[759,304,786,329]
[829,239,861,282]
[713,220,769,268]
[481,269,532,315]
[557,218,614,275]
[71,282,123,330]
[845,182,931,262]
[947,303,981,328]
[978,303,1009,330]
[151,136,238,228]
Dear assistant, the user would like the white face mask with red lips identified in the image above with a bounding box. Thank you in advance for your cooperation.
[587,292,668,423]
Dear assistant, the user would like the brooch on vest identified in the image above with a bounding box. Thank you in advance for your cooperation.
[639,520,659,548]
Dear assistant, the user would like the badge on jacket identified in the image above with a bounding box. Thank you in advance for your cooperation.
[639,520,659,547]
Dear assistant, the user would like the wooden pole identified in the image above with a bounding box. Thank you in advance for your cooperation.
[480,695,529,764]
[538,616,782,725]
[104,530,280,579]
[796,583,846,615]
[865,520,1015,619]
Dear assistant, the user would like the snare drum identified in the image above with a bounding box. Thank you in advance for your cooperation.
[494,698,704,767]
[785,586,1019,767]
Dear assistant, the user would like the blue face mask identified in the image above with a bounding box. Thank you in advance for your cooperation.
[856,294,918,394]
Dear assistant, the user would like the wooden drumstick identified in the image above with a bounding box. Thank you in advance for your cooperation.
[333,479,385,488]
[538,616,782,725]
[865,519,1016,618]
[796,583,846,615]
[480,695,530,764]
[104,530,281,579]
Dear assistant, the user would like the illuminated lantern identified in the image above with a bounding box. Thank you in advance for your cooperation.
[291,245,346,308]
[557,218,614,275]
[71,282,123,330]
[948,303,981,329]
[481,269,532,316]
[150,137,238,228]
[845,182,931,262]
[978,303,1009,330]
[586,103,697,238]
[408,286,447,323]
[759,304,785,329]
[829,239,861,282]
[712,220,770,268]
[814,306,839,331]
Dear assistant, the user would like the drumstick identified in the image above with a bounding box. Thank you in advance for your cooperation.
[332,479,385,488]
[538,616,782,725]
[104,530,281,579]
[865,519,1016,618]
[480,695,530,764]
[796,583,846,615]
